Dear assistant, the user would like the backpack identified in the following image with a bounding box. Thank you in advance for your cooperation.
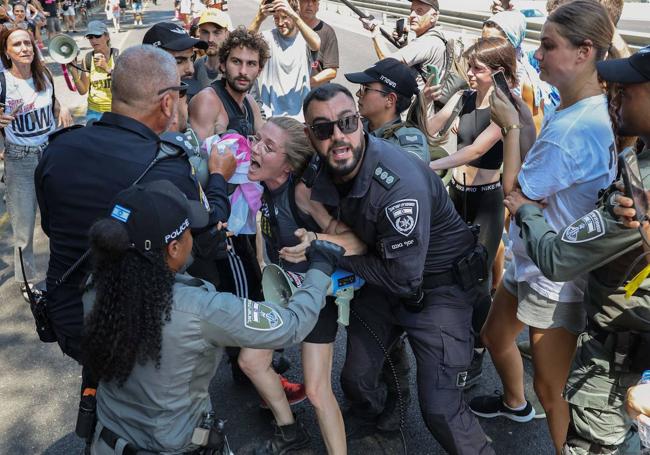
[426,30,469,109]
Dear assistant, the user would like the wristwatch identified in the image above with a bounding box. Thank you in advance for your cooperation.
[501,124,522,136]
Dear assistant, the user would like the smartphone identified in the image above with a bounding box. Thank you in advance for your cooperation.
[619,147,649,222]
[426,64,440,86]
[396,18,406,36]
[9,102,24,116]
[263,0,273,4]
[492,70,518,109]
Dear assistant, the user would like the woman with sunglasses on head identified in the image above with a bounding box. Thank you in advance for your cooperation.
[0,26,71,301]
[425,37,536,387]
[83,180,345,455]
[66,21,118,123]
[238,117,366,454]
[470,2,617,452]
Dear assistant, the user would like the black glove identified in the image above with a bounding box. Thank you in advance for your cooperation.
[306,240,345,276]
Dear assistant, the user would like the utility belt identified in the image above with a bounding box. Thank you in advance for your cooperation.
[400,242,488,312]
[99,412,232,455]
[587,321,650,373]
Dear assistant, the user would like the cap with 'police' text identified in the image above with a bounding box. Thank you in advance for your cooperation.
[344,58,420,98]
[109,180,209,253]
[597,45,650,84]
[143,22,208,51]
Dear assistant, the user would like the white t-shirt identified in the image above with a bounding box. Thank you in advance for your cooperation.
[3,71,55,146]
[258,29,311,121]
[510,94,616,302]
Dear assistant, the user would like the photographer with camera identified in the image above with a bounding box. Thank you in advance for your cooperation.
[503,45,650,454]
[83,180,344,455]
[359,0,446,92]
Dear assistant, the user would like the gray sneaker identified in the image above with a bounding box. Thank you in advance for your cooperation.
[254,417,310,454]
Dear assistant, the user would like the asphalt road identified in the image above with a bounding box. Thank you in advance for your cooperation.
[0,0,555,453]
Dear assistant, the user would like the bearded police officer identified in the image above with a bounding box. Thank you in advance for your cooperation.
[345,58,429,163]
[300,84,493,454]
[504,46,650,454]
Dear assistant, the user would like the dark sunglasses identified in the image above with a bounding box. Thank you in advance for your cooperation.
[157,81,188,98]
[308,114,360,141]
[86,34,103,39]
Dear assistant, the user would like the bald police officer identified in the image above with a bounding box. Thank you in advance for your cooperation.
[302,83,493,454]
[504,46,650,454]
[345,58,429,164]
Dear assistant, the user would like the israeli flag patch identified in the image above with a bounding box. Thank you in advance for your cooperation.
[111,205,131,223]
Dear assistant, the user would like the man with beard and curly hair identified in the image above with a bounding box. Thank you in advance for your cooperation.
[83,180,344,455]
[190,26,268,140]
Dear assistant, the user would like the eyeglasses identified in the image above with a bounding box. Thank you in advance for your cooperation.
[157,81,188,98]
[359,85,390,97]
[248,135,274,155]
[308,114,360,141]
[86,34,103,39]
[4,22,29,31]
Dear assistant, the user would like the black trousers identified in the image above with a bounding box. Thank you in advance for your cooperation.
[341,284,494,455]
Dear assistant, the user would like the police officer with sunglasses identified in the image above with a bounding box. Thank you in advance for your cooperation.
[300,83,494,454]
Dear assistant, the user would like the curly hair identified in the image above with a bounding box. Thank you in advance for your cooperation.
[82,218,175,386]
[218,26,270,70]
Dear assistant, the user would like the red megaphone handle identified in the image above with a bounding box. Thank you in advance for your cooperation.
[61,64,77,92]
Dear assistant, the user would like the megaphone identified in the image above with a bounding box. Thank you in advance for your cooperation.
[48,34,79,64]
[261,264,365,326]
[48,34,79,92]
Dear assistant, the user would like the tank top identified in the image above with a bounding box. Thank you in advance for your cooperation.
[3,71,54,146]
[457,91,503,170]
[86,51,115,113]
[210,79,255,137]
[259,177,320,274]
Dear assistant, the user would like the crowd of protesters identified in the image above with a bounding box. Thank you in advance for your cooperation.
[3,0,650,453]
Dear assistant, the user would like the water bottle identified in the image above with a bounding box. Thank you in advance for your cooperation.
[638,370,650,449]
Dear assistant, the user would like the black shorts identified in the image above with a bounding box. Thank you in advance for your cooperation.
[304,296,338,344]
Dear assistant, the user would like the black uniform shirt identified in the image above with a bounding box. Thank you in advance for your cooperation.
[310,134,475,297]
[36,112,230,287]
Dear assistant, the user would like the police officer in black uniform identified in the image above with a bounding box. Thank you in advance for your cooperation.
[302,83,493,454]
[35,46,235,368]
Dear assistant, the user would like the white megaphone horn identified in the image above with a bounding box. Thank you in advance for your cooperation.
[261,264,365,326]
[48,34,80,92]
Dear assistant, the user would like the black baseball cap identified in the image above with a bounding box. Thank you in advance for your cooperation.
[597,45,650,84]
[143,22,208,51]
[345,58,419,98]
[109,180,209,252]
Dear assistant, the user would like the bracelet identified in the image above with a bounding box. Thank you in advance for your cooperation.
[501,124,522,137]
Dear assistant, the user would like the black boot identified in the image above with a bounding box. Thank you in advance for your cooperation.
[255,417,310,454]
[376,336,411,432]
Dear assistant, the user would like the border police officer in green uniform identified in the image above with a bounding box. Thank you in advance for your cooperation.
[503,45,650,454]
[345,58,430,164]
[83,180,345,455]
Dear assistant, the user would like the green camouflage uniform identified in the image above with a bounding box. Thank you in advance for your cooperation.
[514,148,650,454]
[366,118,430,164]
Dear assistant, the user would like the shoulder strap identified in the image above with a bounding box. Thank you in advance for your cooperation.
[84,51,92,72]
[0,72,5,138]
[440,90,469,135]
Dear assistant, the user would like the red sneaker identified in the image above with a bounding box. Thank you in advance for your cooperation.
[260,375,307,409]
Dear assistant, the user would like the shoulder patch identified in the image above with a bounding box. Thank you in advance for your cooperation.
[385,199,419,237]
[561,210,606,244]
[373,162,400,190]
[398,131,425,147]
[244,299,284,331]
[159,131,194,158]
